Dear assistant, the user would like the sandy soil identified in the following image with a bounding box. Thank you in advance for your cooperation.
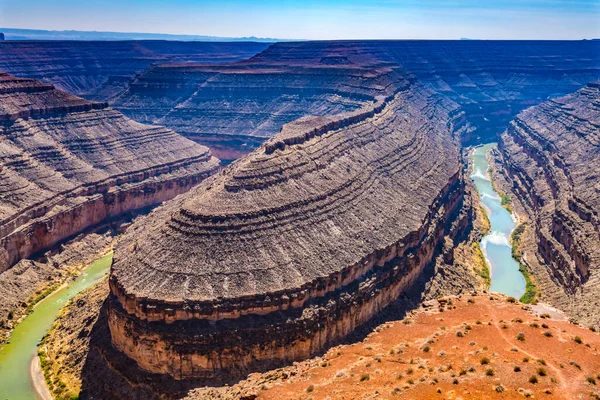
[31,355,52,400]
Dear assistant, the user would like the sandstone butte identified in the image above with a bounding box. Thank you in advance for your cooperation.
[108,57,477,381]
[0,72,220,273]
[497,81,600,327]
[109,40,600,160]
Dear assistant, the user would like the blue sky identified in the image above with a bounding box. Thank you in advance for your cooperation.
[1,0,598,39]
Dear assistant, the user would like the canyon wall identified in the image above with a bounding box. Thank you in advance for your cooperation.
[0,41,269,101]
[498,81,600,326]
[0,72,220,273]
[111,60,401,161]
[110,41,600,160]
[108,62,474,381]
[250,41,600,144]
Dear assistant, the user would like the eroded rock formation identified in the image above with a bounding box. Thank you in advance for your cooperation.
[112,40,600,160]
[0,41,269,101]
[107,64,474,382]
[498,81,600,326]
[0,72,220,273]
[112,58,400,161]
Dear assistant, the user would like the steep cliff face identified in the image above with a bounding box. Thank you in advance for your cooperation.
[498,82,600,326]
[107,62,474,383]
[0,72,220,273]
[0,41,269,101]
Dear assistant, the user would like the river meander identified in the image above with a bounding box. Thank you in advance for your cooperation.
[471,144,526,299]
[0,253,112,400]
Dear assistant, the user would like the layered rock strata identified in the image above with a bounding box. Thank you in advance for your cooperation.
[0,72,219,272]
[113,61,401,161]
[253,40,600,144]
[112,40,600,159]
[108,78,473,381]
[498,81,600,326]
[0,41,269,101]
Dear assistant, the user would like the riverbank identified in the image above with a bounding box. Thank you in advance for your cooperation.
[0,228,116,344]
[31,355,52,400]
[0,253,113,400]
[470,144,526,299]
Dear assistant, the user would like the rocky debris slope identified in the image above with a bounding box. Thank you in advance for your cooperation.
[107,62,476,384]
[497,81,600,327]
[187,294,600,400]
[112,40,600,160]
[0,72,220,273]
[0,41,269,101]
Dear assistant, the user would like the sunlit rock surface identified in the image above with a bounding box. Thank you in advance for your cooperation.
[0,72,220,272]
[108,55,474,380]
[498,81,600,326]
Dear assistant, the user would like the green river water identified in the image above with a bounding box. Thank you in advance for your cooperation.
[471,144,526,298]
[0,253,112,400]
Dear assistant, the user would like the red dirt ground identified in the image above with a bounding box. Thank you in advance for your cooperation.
[253,295,600,400]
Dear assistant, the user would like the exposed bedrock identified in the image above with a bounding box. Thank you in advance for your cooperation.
[498,81,600,326]
[112,60,403,161]
[108,79,473,381]
[112,40,600,159]
[0,72,220,273]
[0,41,269,101]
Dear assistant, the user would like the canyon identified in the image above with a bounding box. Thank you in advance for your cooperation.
[109,41,600,160]
[0,39,599,400]
[0,72,219,276]
[108,69,474,383]
[496,81,600,326]
[0,41,269,102]
[2,41,597,162]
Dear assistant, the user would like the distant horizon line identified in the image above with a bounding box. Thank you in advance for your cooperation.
[1,27,597,42]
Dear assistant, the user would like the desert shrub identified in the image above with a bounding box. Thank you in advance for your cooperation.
[587,376,597,385]
[516,332,525,341]
[529,375,538,384]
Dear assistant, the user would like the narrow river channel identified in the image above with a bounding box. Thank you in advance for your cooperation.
[471,144,526,299]
[0,253,112,400]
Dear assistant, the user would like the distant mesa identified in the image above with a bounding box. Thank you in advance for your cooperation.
[109,40,600,160]
[107,53,474,381]
[0,27,281,42]
[497,80,600,326]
